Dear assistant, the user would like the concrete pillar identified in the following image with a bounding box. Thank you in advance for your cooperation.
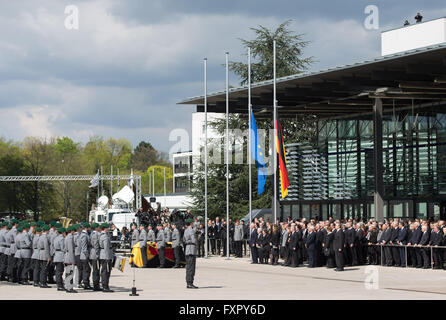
[373,98,384,222]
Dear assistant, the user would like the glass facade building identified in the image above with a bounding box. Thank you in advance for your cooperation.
[282,106,446,221]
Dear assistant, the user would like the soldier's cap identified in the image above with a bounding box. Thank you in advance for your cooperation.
[157,223,163,227]
[1,222,7,227]
[101,223,109,229]
[74,224,81,229]
[140,223,146,227]
[17,226,23,232]
[37,221,44,226]
[58,227,66,233]
[55,222,62,228]
[11,219,19,224]
[91,223,99,228]
[35,227,42,232]
[23,223,31,229]
[50,220,56,226]
[7,224,12,229]
[42,225,50,231]
[83,223,90,228]
[67,226,74,232]
[186,218,194,224]
[30,221,37,226]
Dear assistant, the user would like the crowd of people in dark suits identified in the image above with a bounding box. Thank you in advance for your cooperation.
[246,216,446,271]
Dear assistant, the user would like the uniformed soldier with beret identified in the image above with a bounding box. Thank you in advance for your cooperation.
[38,224,51,288]
[99,223,114,292]
[14,225,24,283]
[183,218,198,289]
[130,224,139,247]
[64,226,77,293]
[147,225,155,242]
[73,223,83,289]
[47,221,58,284]
[156,224,166,268]
[171,222,181,268]
[18,223,32,285]
[80,223,93,290]
[6,219,19,283]
[0,222,8,281]
[32,227,41,286]
[53,227,66,291]
[138,224,148,267]
[89,222,102,291]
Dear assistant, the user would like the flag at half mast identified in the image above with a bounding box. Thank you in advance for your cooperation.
[275,112,290,199]
[250,111,267,195]
[89,170,100,188]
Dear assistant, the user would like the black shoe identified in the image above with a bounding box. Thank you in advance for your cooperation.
[66,289,77,293]
[84,285,94,290]
[158,265,165,268]
[172,265,180,268]
[33,283,39,287]
[22,281,32,285]
[57,287,65,291]
[40,284,51,288]
[103,288,114,293]
[93,287,102,291]
[187,284,198,289]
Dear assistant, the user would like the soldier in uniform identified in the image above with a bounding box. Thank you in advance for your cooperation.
[171,222,181,268]
[156,224,166,268]
[18,223,32,285]
[47,221,58,284]
[89,223,102,291]
[99,223,114,292]
[80,223,92,289]
[64,226,77,293]
[14,226,24,283]
[31,227,41,286]
[147,225,155,242]
[53,227,66,291]
[183,218,198,289]
[130,224,139,247]
[164,222,172,243]
[73,224,83,289]
[0,222,8,281]
[138,224,148,267]
[6,219,19,283]
[38,224,51,288]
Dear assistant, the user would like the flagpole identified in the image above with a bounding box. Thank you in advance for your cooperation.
[110,165,113,197]
[148,171,151,195]
[163,167,166,208]
[273,40,277,222]
[248,47,252,224]
[101,166,104,196]
[204,57,209,259]
[225,52,230,260]
[152,167,155,197]
[117,168,120,193]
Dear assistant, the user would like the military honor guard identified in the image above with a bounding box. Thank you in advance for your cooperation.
[64,226,77,293]
[38,224,51,288]
[32,226,41,286]
[183,218,198,289]
[0,222,8,281]
[53,227,66,291]
[99,223,114,292]
[171,222,181,268]
[156,224,166,268]
[138,224,148,267]
[89,223,102,291]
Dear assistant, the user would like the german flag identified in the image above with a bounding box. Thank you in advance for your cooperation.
[275,112,290,199]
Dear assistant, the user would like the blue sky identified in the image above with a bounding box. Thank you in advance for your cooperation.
[0,0,445,153]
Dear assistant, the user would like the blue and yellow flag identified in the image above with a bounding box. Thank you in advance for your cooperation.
[250,111,267,195]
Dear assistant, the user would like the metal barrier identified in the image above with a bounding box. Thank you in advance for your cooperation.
[371,243,446,270]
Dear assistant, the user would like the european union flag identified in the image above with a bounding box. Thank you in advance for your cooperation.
[250,111,267,195]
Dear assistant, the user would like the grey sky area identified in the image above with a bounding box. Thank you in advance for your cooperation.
[1,0,445,152]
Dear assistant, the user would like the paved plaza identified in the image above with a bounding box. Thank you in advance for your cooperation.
[1,257,445,300]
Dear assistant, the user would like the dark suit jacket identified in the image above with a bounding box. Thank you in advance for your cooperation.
[429,231,442,246]
[380,228,391,243]
[410,227,422,244]
[306,232,316,249]
[398,227,408,244]
[289,231,298,250]
[249,229,257,246]
[345,228,355,245]
[419,231,430,246]
[333,229,345,251]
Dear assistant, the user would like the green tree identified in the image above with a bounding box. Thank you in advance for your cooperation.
[191,20,316,219]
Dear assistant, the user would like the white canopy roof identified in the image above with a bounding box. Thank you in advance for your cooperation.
[112,185,134,204]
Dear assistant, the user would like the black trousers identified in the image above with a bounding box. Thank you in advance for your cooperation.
[20,258,31,281]
[32,259,40,284]
[392,246,401,266]
[209,239,216,255]
[173,246,181,266]
[7,255,18,282]
[307,247,315,267]
[158,247,165,267]
[291,249,299,267]
[55,262,64,288]
[0,253,6,278]
[185,255,196,285]
[74,255,83,285]
[17,258,23,281]
[250,245,258,263]
[47,261,55,283]
[433,248,443,269]
[216,238,221,255]
[384,246,393,266]
[81,259,91,285]
[235,241,242,257]
[40,260,48,285]
[90,259,100,287]
[415,247,424,267]
[140,246,148,267]
[335,249,344,270]
[350,245,358,265]
[421,248,430,268]
[100,259,112,288]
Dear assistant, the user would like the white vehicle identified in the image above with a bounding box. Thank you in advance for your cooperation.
[89,186,137,230]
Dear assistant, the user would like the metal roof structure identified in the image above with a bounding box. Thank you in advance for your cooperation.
[178,43,446,118]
